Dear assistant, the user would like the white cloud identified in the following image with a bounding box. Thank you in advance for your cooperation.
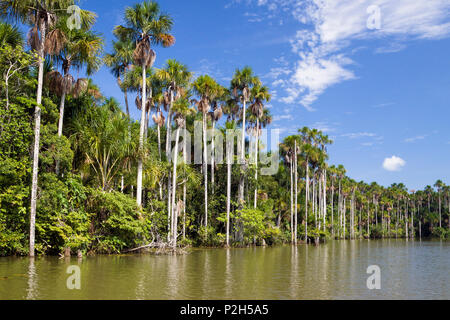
[248,0,450,109]
[405,135,426,143]
[383,156,406,171]
[342,132,377,139]
[310,121,337,133]
[273,114,294,122]
[373,102,395,108]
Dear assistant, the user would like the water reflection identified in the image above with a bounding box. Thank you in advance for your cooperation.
[0,240,448,300]
[26,258,37,300]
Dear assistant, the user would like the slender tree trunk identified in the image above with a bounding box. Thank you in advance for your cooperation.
[203,113,208,232]
[324,174,327,231]
[124,88,130,118]
[305,161,309,242]
[439,193,442,228]
[331,181,334,236]
[211,120,215,193]
[136,66,147,207]
[157,122,162,161]
[254,119,259,209]
[29,21,46,258]
[55,89,66,176]
[238,100,246,207]
[183,124,187,241]
[226,138,232,247]
[171,127,181,247]
[290,160,294,244]
[166,92,174,241]
[343,197,346,239]
[294,141,298,244]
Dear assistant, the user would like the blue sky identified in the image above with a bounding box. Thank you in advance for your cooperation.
[77,0,450,191]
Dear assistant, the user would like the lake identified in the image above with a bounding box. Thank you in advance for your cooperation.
[0,240,448,300]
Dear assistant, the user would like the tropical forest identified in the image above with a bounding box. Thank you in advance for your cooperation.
[0,0,449,262]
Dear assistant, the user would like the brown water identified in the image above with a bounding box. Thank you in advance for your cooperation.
[0,240,448,300]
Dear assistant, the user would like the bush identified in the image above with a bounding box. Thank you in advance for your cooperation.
[431,227,449,240]
[86,189,150,254]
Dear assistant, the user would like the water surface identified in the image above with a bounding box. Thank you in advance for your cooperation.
[0,240,448,300]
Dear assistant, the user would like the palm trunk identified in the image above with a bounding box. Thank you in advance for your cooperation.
[136,66,147,207]
[226,140,232,247]
[124,88,130,118]
[294,141,298,244]
[29,21,46,257]
[290,160,294,243]
[305,161,309,242]
[211,120,215,193]
[55,89,66,176]
[203,113,208,233]
[323,170,327,232]
[183,124,187,241]
[238,100,246,210]
[254,119,259,209]
[439,193,442,228]
[166,92,174,241]
[331,181,334,236]
[171,127,181,247]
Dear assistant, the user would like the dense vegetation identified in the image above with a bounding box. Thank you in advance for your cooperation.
[0,1,448,257]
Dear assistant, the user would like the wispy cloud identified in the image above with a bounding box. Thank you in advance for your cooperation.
[273,114,294,122]
[373,102,395,108]
[341,132,377,139]
[244,0,450,110]
[310,121,338,133]
[405,135,427,143]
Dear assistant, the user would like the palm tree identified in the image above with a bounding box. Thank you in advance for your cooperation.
[170,93,194,247]
[280,136,296,243]
[0,21,23,47]
[0,0,77,257]
[193,75,221,234]
[249,84,271,209]
[71,101,136,192]
[230,67,261,210]
[434,180,444,228]
[104,37,134,117]
[115,0,175,207]
[49,19,103,175]
[156,59,192,239]
[208,85,225,193]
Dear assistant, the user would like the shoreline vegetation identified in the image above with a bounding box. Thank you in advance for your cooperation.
[0,1,449,258]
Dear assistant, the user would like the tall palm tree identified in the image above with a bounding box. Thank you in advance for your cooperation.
[193,75,221,234]
[49,19,103,175]
[156,59,192,239]
[434,180,444,228]
[170,93,194,247]
[104,37,134,117]
[230,67,261,210]
[249,84,271,209]
[115,0,175,207]
[208,85,225,193]
[0,0,77,257]
[280,136,296,243]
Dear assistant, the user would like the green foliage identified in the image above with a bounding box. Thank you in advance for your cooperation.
[431,227,449,240]
[87,189,150,254]
[35,173,90,255]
